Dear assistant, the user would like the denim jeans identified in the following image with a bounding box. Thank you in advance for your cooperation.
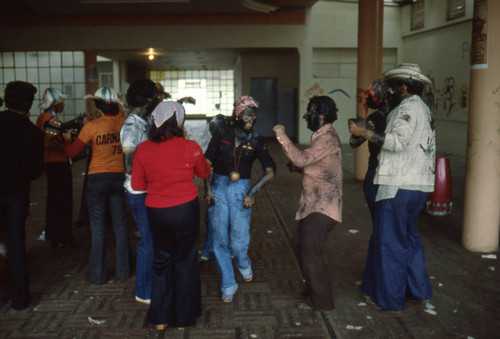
[200,212,213,258]
[86,173,130,284]
[126,192,153,300]
[208,174,252,295]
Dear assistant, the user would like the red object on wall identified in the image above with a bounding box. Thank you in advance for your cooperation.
[425,155,453,216]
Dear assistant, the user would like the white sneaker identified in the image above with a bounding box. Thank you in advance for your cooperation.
[135,296,151,305]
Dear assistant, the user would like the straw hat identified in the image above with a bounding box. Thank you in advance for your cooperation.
[38,88,68,110]
[84,87,123,105]
[383,63,431,85]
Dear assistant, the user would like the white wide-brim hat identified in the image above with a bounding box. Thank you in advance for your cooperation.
[383,63,431,85]
[84,87,123,105]
[38,88,68,110]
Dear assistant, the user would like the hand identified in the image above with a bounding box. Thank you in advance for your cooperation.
[205,191,215,206]
[183,128,190,140]
[273,124,286,137]
[348,119,368,138]
[62,129,74,141]
[243,195,255,208]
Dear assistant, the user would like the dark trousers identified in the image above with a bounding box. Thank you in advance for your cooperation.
[293,212,337,310]
[0,195,30,310]
[45,162,73,244]
[146,198,201,327]
[86,173,129,284]
[363,169,378,222]
[362,189,432,310]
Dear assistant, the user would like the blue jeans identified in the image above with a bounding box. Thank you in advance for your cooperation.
[200,212,214,258]
[362,189,432,310]
[86,173,130,284]
[126,192,153,300]
[208,174,252,295]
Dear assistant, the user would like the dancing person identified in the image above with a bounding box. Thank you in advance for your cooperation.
[0,81,44,310]
[36,88,76,248]
[204,96,275,302]
[273,95,342,311]
[120,79,159,304]
[348,79,389,220]
[349,63,435,311]
[64,87,130,285]
[131,101,211,330]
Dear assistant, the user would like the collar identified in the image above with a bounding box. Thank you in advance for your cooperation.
[312,123,333,140]
[45,109,58,118]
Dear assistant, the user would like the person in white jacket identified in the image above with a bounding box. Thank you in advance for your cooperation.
[349,63,435,311]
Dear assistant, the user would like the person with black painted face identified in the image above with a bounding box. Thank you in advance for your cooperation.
[273,95,342,311]
[204,96,276,303]
[349,63,435,311]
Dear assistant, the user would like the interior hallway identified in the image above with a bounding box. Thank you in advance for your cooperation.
[0,139,498,338]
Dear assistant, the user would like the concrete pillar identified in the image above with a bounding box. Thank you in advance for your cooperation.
[463,0,500,252]
[354,0,384,181]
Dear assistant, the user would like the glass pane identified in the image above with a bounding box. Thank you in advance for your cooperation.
[62,68,74,82]
[15,68,27,81]
[27,68,39,83]
[38,52,49,67]
[14,52,26,67]
[39,68,50,83]
[26,52,38,67]
[63,84,74,98]
[0,53,2,67]
[74,83,86,99]
[3,68,15,82]
[74,67,85,83]
[0,69,3,83]
[50,67,62,83]
[62,51,74,66]
[64,100,75,117]
[3,52,14,67]
[75,99,86,114]
[50,51,61,67]
[73,51,85,66]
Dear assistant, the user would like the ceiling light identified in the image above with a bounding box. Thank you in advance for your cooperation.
[241,0,278,13]
[148,54,155,61]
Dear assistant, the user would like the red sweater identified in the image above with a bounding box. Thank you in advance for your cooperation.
[131,137,211,208]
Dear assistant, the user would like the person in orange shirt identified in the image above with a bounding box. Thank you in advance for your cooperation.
[64,87,130,285]
[35,88,76,248]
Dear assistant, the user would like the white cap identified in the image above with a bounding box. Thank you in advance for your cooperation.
[38,88,68,110]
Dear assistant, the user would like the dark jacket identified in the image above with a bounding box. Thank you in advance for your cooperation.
[0,110,44,198]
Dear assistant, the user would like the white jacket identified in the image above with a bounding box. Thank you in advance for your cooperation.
[374,95,435,188]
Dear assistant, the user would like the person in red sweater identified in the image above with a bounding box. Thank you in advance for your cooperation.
[131,101,211,331]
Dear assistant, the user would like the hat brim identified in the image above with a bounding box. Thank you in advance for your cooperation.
[384,68,431,85]
[84,94,123,105]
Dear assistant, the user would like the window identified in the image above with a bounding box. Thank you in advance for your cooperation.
[447,0,465,20]
[150,69,234,117]
[0,51,86,121]
[411,1,425,31]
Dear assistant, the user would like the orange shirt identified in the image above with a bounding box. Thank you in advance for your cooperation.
[77,114,125,175]
[36,111,68,163]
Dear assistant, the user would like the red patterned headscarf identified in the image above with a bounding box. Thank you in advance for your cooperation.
[233,96,259,117]
[365,79,389,107]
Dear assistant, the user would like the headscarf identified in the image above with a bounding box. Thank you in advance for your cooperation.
[233,96,259,117]
[151,101,185,127]
[365,79,389,107]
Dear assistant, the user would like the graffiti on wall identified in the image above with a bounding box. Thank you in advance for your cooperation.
[305,82,325,99]
[422,74,469,117]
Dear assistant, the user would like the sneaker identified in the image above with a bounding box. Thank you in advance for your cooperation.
[135,296,151,305]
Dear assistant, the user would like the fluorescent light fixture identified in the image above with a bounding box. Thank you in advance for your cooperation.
[81,0,190,4]
[241,0,278,13]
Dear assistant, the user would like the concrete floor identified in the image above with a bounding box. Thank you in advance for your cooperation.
[0,139,498,339]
